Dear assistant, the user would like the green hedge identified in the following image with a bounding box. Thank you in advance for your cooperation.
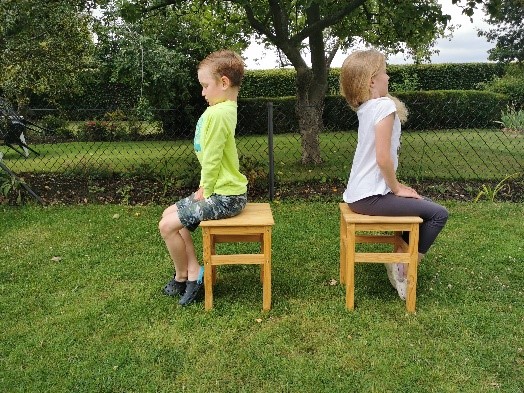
[241,69,297,98]
[386,63,506,91]
[398,90,509,130]
[325,90,508,131]
[238,90,508,135]
[241,63,507,98]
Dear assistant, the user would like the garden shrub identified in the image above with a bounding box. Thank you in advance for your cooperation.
[39,114,74,141]
[498,106,524,134]
[80,120,122,141]
[480,63,524,109]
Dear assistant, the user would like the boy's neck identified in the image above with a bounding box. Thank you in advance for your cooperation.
[222,87,239,102]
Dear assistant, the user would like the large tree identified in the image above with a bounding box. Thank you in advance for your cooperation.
[473,0,524,63]
[0,0,96,110]
[123,0,451,164]
[94,1,250,111]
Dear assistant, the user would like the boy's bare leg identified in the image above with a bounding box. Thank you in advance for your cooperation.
[159,212,188,281]
[179,227,201,280]
[159,207,203,281]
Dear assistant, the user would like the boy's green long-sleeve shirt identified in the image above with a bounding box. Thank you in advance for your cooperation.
[194,100,247,198]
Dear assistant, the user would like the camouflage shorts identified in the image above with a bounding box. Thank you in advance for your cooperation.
[176,193,247,232]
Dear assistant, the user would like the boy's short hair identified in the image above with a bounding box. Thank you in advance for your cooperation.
[198,50,245,87]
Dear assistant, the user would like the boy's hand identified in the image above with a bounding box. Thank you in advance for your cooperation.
[194,187,204,201]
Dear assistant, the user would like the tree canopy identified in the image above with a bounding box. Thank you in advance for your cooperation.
[476,0,524,63]
[125,0,451,163]
[0,0,95,109]
[95,1,251,111]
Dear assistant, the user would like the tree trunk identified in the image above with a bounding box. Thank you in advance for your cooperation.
[296,99,324,164]
[295,66,326,165]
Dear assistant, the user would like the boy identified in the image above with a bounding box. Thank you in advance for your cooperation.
[158,50,248,306]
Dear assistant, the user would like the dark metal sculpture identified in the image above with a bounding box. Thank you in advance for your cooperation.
[0,97,47,157]
[0,98,46,203]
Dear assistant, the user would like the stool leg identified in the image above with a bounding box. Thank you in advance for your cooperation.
[345,224,356,310]
[203,229,213,310]
[259,233,264,284]
[339,214,347,284]
[210,237,217,285]
[262,227,272,311]
[406,224,420,312]
[212,266,217,285]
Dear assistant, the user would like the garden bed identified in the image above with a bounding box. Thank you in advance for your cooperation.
[7,173,523,205]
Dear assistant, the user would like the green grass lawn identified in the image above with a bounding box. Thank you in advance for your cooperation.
[3,129,523,182]
[1,201,523,392]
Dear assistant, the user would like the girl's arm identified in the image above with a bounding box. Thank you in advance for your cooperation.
[375,114,421,199]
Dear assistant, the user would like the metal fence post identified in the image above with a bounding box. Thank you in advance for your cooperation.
[267,102,275,201]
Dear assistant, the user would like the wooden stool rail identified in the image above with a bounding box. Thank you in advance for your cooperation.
[339,203,422,312]
[200,203,274,311]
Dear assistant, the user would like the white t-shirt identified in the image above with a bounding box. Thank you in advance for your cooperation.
[343,97,401,203]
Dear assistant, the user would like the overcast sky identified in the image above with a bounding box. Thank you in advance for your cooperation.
[244,0,495,69]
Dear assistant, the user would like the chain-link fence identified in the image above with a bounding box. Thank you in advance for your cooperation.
[1,99,523,202]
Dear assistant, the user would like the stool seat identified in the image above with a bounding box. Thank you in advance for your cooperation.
[339,203,422,312]
[200,203,274,311]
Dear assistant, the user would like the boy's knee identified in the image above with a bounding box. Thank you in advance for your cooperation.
[158,217,175,238]
[158,219,168,237]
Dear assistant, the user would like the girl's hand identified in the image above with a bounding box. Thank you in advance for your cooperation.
[194,187,204,201]
[395,183,422,199]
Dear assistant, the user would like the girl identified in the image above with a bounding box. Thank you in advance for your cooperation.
[340,49,448,300]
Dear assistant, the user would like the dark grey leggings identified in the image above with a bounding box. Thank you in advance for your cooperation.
[348,194,448,254]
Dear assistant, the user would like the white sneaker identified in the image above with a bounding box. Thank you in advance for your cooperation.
[384,263,407,300]
[395,276,407,300]
[384,263,397,289]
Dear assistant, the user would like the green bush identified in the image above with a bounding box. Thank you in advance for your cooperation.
[497,106,524,133]
[39,114,74,141]
[480,64,524,109]
[80,120,123,141]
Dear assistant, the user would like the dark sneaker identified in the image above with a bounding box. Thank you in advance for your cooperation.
[163,276,187,297]
[178,267,204,306]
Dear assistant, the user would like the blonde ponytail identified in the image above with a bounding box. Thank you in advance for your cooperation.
[387,94,408,124]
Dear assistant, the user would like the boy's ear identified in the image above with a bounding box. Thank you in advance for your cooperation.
[220,75,231,89]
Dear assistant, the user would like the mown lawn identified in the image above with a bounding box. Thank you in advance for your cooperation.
[3,129,523,183]
[1,201,523,392]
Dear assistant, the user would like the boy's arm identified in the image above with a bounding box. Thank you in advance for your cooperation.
[200,114,228,197]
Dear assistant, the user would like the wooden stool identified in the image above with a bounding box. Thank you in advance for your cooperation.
[200,203,274,311]
[339,203,423,312]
